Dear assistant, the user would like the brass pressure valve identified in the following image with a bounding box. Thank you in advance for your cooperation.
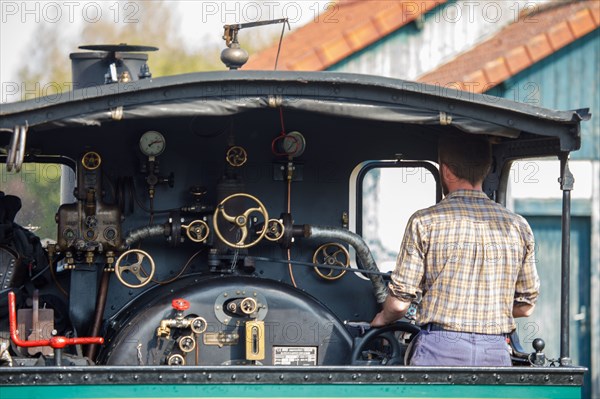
[156,298,207,338]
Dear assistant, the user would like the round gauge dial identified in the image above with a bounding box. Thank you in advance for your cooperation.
[139,131,166,156]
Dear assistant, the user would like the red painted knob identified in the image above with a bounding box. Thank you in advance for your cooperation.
[172,298,190,311]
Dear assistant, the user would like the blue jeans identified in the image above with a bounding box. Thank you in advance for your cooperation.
[407,327,511,366]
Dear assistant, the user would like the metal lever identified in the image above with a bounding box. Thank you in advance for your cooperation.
[223,18,289,47]
[8,291,104,365]
[344,321,373,334]
[6,124,28,172]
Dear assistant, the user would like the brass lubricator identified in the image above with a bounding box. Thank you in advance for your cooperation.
[55,151,122,266]
[312,243,351,280]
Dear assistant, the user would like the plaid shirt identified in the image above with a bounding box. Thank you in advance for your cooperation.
[389,189,539,334]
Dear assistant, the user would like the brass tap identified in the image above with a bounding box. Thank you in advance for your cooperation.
[85,251,94,264]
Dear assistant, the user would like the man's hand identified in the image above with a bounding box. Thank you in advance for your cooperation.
[370,310,389,328]
[370,295,411,327]
[513,302,535,318]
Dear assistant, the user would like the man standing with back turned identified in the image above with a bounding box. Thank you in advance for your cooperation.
[371,134,540,366]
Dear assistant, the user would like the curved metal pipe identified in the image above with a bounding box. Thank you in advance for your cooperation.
[85,270,111,361]
[8,291,104,348]
[305,225,387,304]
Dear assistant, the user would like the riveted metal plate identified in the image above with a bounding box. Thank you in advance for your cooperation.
[0,366,586,386]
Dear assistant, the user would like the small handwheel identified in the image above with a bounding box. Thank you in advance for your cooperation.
[178,335,196,353]
[312,243,350,280]
[351,322,420,366]
[114,249,155,289]
[264,219,285,242]
[226,146,247,167]
[190,317,207,334]
[182,220,210,243]
[213,193,269,249]
[240,297,258,314]
[82,151,102,170]
[167,354,185,366]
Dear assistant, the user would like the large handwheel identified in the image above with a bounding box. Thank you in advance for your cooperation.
[213,193,269,249]
[351,322,420,366]
[114,249,156,289]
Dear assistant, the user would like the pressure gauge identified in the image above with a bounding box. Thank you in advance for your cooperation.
[139,131,166,157]
[281,131,306,158]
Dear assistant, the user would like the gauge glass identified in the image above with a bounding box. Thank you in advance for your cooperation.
[139,131,166,156]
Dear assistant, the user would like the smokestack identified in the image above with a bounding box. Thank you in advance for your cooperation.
[69,44,157,89]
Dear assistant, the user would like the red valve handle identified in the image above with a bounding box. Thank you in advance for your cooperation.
[172,298,190,311]
[8,291,104,349]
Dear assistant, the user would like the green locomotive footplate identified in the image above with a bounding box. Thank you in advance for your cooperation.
[0,366,585,399]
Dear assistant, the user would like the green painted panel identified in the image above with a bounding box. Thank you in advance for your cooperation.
[0,383,582,399]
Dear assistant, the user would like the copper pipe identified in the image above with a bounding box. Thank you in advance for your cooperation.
[85,270,111,361]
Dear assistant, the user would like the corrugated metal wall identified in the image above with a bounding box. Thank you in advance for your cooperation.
[490,30,599,160]
[517,216,592,397]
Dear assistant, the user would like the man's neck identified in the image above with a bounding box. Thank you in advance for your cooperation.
[440,165,483,195]
[448,182,482,193]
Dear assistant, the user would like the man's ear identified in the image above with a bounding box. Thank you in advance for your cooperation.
[440,163,457,182]
[439,163,448,179]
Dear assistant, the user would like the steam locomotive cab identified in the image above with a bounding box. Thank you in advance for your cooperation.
[0,44,588,397]
[2,84,411,367]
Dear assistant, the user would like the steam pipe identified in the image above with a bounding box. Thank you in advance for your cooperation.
[123,224,167,247]
[304,225,387,304]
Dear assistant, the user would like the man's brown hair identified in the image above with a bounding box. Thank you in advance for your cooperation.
[438,134,492,185]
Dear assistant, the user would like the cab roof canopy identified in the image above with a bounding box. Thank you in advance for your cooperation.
[0,71,589,162]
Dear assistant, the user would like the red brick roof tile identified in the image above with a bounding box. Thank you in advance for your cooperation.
[547,22,576,50]
[418,1,600,93]
[244,0,445,71]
